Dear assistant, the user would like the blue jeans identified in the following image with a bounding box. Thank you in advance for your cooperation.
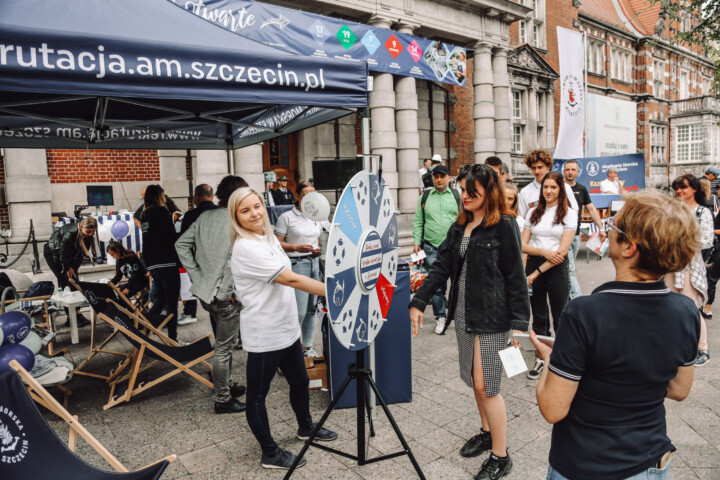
[423,243,447,319]
[547,461,671,480]
[291,256,320,348]
[567,235,582,298]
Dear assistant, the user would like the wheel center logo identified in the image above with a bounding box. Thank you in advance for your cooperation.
[358,230,383,291]
[0,406,29,464]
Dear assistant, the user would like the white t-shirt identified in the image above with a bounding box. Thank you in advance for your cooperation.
[600,179,621,194]
[274,208,323,258]
[515,215,525,233]
[518,180,579,227]
[231,234,300,353]
[524,206,578,251]
[419,167,428,189]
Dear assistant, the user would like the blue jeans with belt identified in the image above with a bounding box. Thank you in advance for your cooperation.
[423,243,447,319]
[567,235,582,298]
[547,461,670,480]
[290,256,320,348]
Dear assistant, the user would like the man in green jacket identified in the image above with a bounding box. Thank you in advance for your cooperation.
[412,164,459,335]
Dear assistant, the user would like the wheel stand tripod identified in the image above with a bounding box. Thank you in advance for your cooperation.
[283,348,426,479]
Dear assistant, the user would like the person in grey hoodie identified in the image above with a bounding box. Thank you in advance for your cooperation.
[176,175,249,414]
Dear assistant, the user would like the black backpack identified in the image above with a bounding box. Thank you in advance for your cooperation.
[0,272,13,294]
[25,281,55,298]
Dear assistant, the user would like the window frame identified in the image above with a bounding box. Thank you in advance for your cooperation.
[512,125,523,154]
[675,123,703,164]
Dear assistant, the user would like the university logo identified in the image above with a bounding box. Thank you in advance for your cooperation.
[586,161,600,177]
[0,406,29,464]
[562,74,583,117]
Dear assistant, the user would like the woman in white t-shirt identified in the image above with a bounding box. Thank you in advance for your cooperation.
[275,181,324,358]
[521,171,577,380]
[228,187,338,470]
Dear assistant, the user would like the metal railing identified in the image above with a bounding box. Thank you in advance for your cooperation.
[0,220,43,274]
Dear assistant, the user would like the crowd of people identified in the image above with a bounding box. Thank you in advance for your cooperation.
[41,151,711,478]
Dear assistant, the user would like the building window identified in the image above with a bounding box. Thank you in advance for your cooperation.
[653,60,665,99]
[679,69,689,99]
[611,47,632,83]
[650,124,667,164]
[702,76,713,95]
[586,38,604,75]
[676,124,703,163]
[513,125,523,153]
[533,25,539,47]
[519,21,527,44]
[512,90,522,119]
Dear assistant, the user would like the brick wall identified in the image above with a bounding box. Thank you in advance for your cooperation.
[448,59,475,173]
[0,154,8,228]
[46,149,160,183]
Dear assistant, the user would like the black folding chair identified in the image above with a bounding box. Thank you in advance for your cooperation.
[0,361,175,480]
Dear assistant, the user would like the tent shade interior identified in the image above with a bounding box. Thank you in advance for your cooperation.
[0,0,368,149]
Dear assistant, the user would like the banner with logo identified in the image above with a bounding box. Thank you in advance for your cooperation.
[552,153,645,208]
[587,94,637,157]
[554,27,585,159]
[169,0,467,86]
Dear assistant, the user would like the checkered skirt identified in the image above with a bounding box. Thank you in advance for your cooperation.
[454,237,510,396]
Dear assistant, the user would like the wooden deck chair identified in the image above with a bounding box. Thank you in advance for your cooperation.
[99,301,213,410]
[1,285,66,357]
[2,361,176,480]
[106,281,166,329]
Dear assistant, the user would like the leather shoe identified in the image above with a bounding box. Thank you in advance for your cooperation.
[214,398,246,414]
[230,383,246,398]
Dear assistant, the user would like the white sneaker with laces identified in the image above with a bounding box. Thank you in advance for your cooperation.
[177,315,197,326]
[435,317,447,335]
[303,347,321,358]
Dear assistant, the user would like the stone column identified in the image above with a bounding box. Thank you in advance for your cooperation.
[546,88,556,152]
[538,91,547,149]
[527,80,538,151]
[492,47,512,163]
[158,149,191,207]
[395,22,421,213]
[4,149,52,243]
[369,16,398,207]
[473,43,495,163]
[233,144,264,192]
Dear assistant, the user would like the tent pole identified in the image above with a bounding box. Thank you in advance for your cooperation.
[361,107,370,155]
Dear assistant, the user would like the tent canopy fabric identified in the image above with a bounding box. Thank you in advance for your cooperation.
[0,0,368,149]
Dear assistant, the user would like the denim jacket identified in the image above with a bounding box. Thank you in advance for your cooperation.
[410,215,530,334]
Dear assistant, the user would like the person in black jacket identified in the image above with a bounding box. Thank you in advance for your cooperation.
[410,164,530,480]
[141,184,181,342]
[107,241,148,298]
[43,216,98,327]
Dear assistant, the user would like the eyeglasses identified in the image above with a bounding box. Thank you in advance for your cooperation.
[607,217,625,237]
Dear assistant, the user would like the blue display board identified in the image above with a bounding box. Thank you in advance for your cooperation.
[171,0,467,86]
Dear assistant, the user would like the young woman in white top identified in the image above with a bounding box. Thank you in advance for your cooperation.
[668,174,712,366]
[228,187,337,470]
[522,171,577,380]
[275,181,324,358]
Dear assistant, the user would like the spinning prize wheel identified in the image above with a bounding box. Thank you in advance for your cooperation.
[325,170,398,350]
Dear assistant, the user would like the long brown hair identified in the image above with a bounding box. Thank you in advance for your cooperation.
[529,171,569,226]
[456,164,512,227]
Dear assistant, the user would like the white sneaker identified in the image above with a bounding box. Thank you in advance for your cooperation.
[435,317,447,335]
[303,347,321,358]
[177,315,197,326]
[527,359,545,380]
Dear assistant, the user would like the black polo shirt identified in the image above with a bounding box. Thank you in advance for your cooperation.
[548,280,699,480]
[569,183,591,235]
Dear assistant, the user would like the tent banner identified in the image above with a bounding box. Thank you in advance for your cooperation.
[171,0,467,86]
[552,153,645,207]
[554,27,584,160]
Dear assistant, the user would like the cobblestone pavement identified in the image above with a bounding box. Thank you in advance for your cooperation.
[31,252,720,479]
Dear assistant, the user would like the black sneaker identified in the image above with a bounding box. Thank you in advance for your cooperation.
[230,383,246,398]
[475,452,513,480]
[700,307,713,320]
[460,430,492,458]
[297,423,338,442]
[261,448,306,470]
[527,359,544,380]
[214,398,246,414]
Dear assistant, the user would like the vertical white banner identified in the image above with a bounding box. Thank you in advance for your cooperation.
[554,27,585,159]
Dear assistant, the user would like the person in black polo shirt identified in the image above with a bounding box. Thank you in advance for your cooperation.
[530,190,700,480]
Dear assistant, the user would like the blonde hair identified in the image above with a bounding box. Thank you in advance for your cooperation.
[503,182,520,217]
[228,187,274,245]
[616,190,700,276]
[699,177,712,200]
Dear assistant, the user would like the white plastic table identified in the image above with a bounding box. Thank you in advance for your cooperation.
[51,291,93,344]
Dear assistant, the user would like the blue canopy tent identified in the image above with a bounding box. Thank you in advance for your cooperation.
[0,0,368,149]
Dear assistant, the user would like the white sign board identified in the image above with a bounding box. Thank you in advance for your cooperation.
[587,94,637,157]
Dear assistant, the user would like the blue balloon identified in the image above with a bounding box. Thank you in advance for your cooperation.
[0,310,31,346]
[111,220,130,239]
[0,344,35,373]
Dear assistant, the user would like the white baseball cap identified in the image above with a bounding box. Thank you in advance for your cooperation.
[431,154,442,163]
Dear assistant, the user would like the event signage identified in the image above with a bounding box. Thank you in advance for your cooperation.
[171,0,468,86]
[587,94,637,157]
[552,153,645,208]
[554,27,585,159]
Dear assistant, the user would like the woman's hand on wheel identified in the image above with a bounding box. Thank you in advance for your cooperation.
[409,307,424,337]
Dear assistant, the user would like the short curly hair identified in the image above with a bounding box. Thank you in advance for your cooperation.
[524,149,554,169]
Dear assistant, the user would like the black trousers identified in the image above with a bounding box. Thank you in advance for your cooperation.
[526,255,569,337]
[706,249,720,305]
[43,244,75,290]
[245,339,312,457]
[148,267,180,340]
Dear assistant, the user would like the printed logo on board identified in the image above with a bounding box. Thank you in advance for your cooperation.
[0,406,29,464]
[586,161,600,177]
